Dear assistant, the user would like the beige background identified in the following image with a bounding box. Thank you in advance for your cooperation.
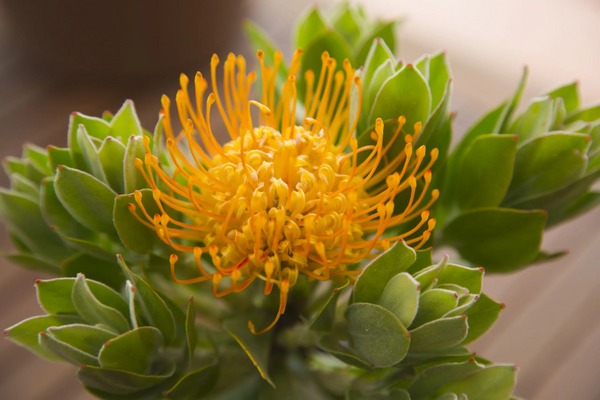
[0,0,599,398]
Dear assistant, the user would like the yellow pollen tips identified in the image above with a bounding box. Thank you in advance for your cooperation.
[138,48,440,334]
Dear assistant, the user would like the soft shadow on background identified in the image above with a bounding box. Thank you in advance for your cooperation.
[0,0,599,399]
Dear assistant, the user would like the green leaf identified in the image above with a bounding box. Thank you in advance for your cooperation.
[0,188,70,260]
[378,272,420,327]
[410,289,459,329]
[109,100,143,142]
[117,256,176,346]
[362,39,396,93]
[550,97,567,130]
[295,8,329,51]
[565,104,600,124]
[355,21,398,67]
[415,54,430,80]
[413,256,448,291]
[39,330,100,366]
[48,324,117,356]
[61,252,125,292]
[369,65,431,135]
[353,240,416,304]
[318,334,373,371]
[72,274,130,333]
[68,113,111,172]
[461,294,503,345]
[408,360,483,400]
[311,280,350,333]
[435,265,484,295]
[77,364,175,395]
[11,173,40,198]
[24,160,47,184]
[54,165,117,235]
[457,134,518,211]
[40,177,95,240]
[499,67,529,133]
[3,156,26,177]
[36,277,129,316]
[4,315,84,362]
[24,143,51,174]
[123,135,148,193]
[346,303,410,368]
[1,252,59,274]
[442,208,547,273]
[47,146,75,170]
[365,60,395,124]
[77,124,108,183]
[407,248,433,275]
[332,7,363,47]
[99,327,162,374]
[390,390,411,400]
[163,363,219,400]
[547,82,579,113]
[223,317,274,386]
[113,189,168,255]
[98,137,126,193]
[504,132,591,205]
[428,52,451,111]
[449,366,517,400]
[125,281,138,329]
[408,316,468,353]
[514,96,553,141]
[186,297,197,362]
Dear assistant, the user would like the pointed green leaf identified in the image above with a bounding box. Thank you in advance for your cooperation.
[125,281,138,329]
[99,327,162,374]
[4,315,84,362]
[117,256,176,346]
[547,82,579,113]
[68,113,111,172]
[163,363,219,400]
[77,364,175,395]
[48,324,117,356]
[354,240,416,304]
[369,65,431,135]
[504,132,591,204]
[407,248,433,275]
[186,297,197,361]
[109,100,143,142]
[123,135,148,193]
[449,366,517,400]
[77,125,108,182]
[429,52,451,111]
[515,96,553,141]
[223,317,274,386]
[410,289,459,329]
[54,165,117,235]
[413,256,448,291]
[365,60,395,121]
[295,8,328,50]
[39,330,100,366]
[318,334,373,371]
[415,54,430,80]
[355,21,398,67]
[72,274,130,333]
[457,134,518,210]
[36,277,128,316]
[11,173,40,198]
[61,252,125,292]
[2,252,59,274]
[346,303,410,368]
[461,294,503,345]
[436,264,484,295]
[499,67,529,132]
[378,272,420,327]
[444,295,480,318]
[98,137,126,193]
[442,208,547,273]
[40,178,95,240]
[565,104,600,124]
[362,38,396,92]
[331,7,363,47]
[311,280,350,333]
[3,156,27,177]
[408,360,483,400]
[409,316,468,353]
[24,143,51,175]
[0,188,70,260]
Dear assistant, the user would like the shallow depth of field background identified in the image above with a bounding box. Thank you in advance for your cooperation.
[0,0,599,399]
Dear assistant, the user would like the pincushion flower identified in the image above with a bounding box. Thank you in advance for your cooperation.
[130,48,439,334]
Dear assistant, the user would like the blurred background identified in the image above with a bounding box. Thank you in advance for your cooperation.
[0,0,599,398]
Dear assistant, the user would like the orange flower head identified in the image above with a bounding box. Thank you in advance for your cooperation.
[130,49,439,334]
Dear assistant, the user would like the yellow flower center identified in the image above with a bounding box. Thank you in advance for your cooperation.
[130,49,439,334]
